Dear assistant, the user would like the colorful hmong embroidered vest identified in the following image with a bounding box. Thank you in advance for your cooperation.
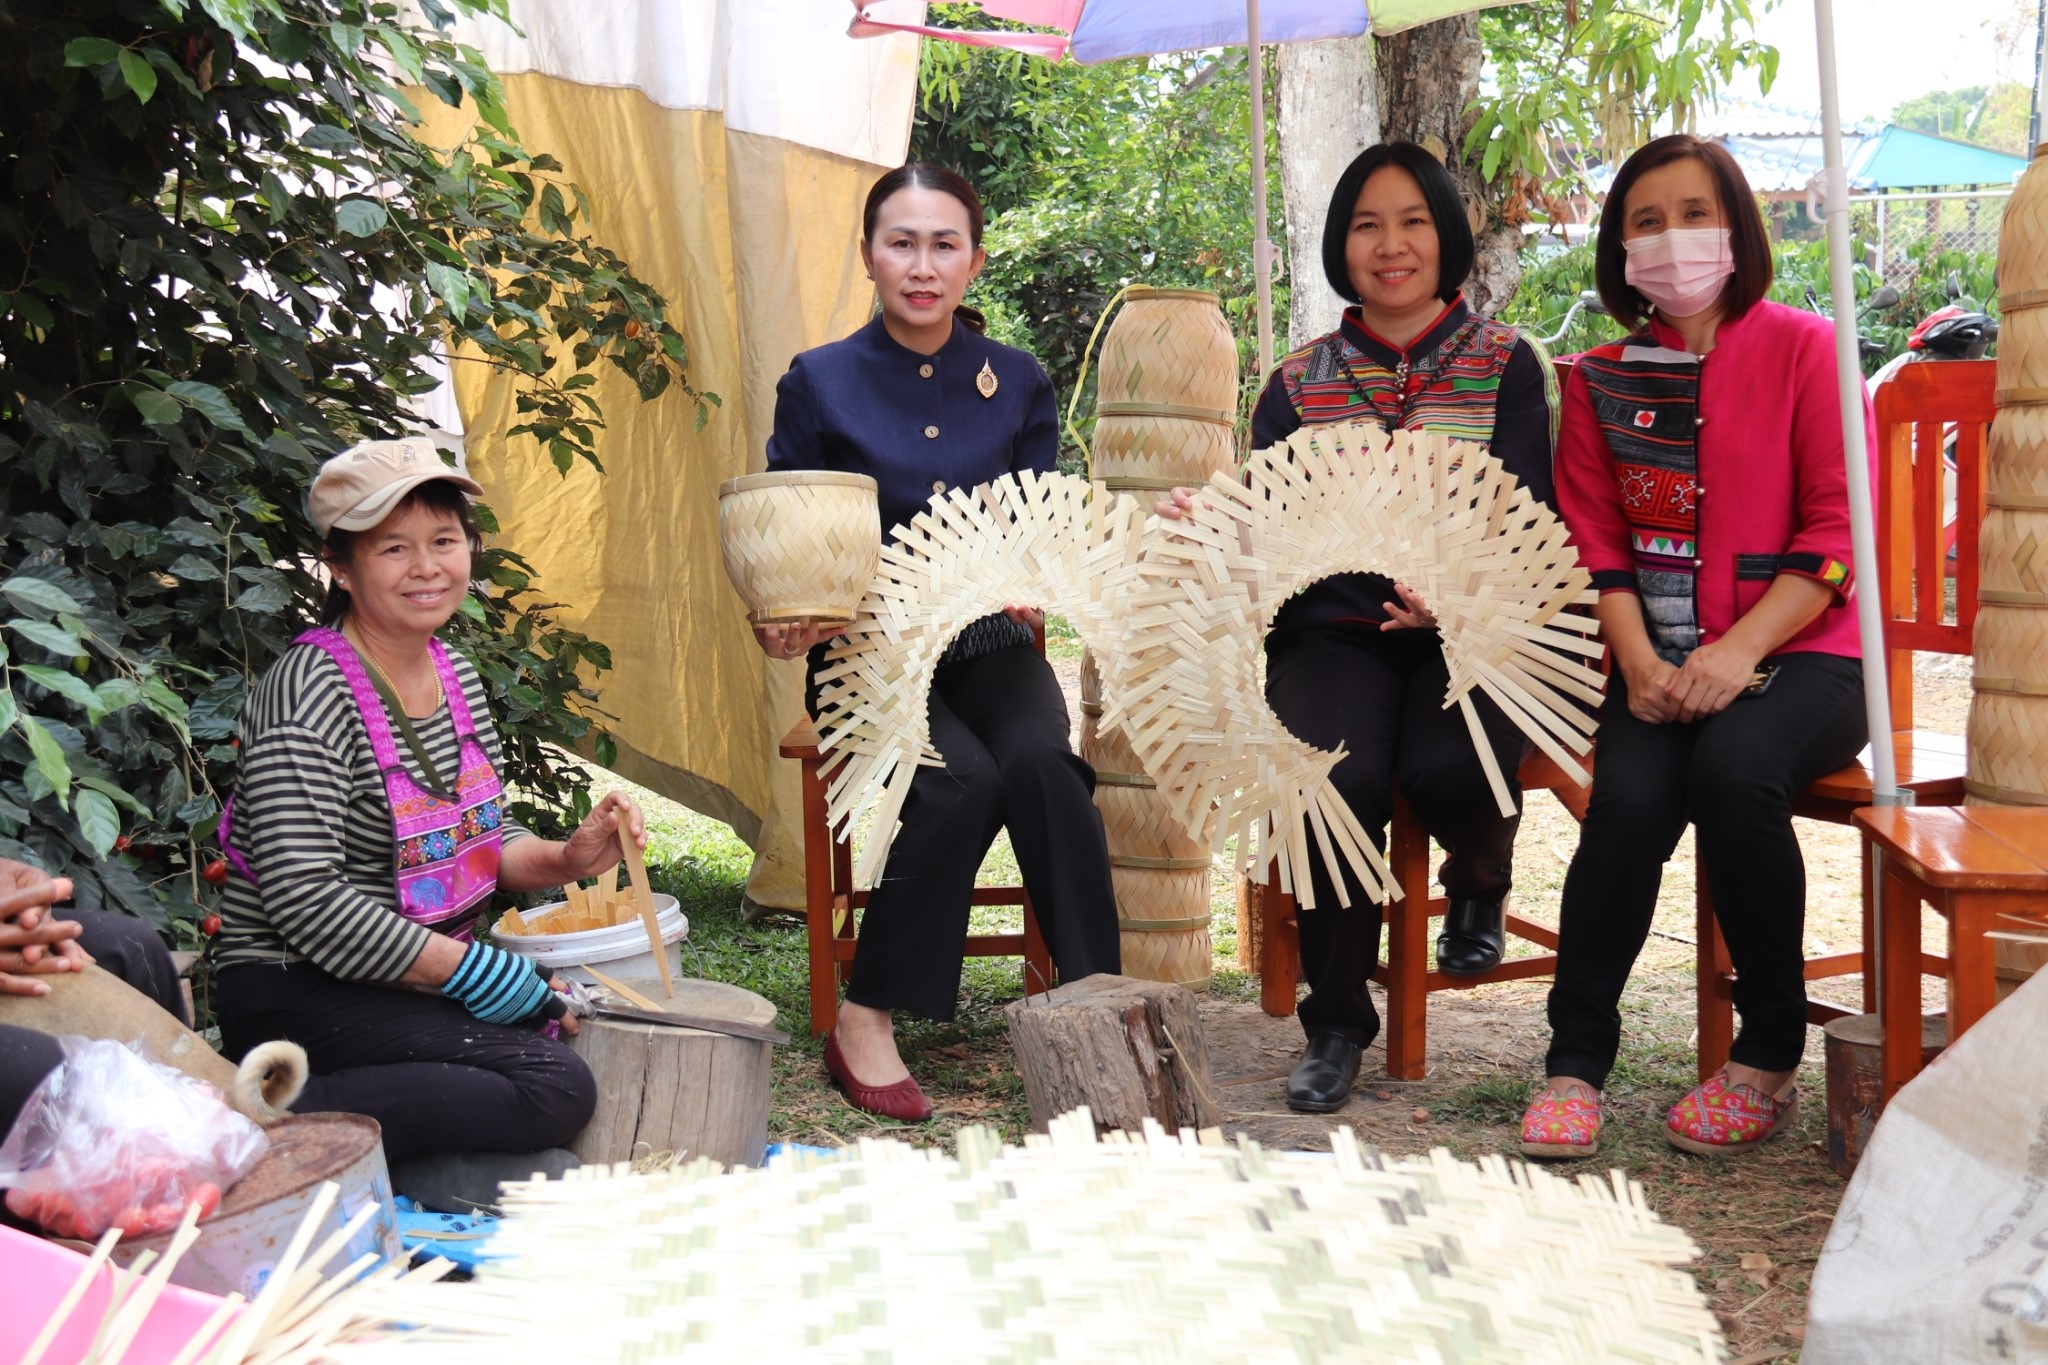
[1576,337,1703,664]
[1273,312,1522,445]
[220,630,504,939]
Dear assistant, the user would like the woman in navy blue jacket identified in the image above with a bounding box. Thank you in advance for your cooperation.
[760,165,1119,1121]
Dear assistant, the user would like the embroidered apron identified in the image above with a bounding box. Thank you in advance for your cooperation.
[222,629,504,940]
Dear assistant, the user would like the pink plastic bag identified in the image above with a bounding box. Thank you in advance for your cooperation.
[0,1037,268,1241]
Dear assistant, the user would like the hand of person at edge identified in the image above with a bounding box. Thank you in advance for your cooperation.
[1621,653,1684,725]
[1378,583,1437,632]
[545,973,582,1037]
[0,858,93,996]
[560,792,649,882]
[754,621,839,661]
[1663,637,1762,724]
[1155,486,1204,521]
[1001,605,1044,631]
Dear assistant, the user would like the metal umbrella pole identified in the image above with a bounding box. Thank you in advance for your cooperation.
[1814,0,1902,805]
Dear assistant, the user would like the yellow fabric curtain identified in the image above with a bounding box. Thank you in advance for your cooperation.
[422,3,920,908]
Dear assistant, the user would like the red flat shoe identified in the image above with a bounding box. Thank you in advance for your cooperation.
[823,1032,932,1122]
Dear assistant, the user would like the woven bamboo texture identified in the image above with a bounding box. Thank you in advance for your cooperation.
[813,471,1147,889]
[1996,151,2048,390]
[1975,148,2048,982]
[1092,288,1241,491]
[1105,422,1602,909]
[1110,861,1213,988]
[717,471,881,626]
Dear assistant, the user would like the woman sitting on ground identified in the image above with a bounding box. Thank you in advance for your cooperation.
[1159,141,1556,1114]
[213,440,646,1208]
[1520,135,1872,1159]
[759,164,1120,1122]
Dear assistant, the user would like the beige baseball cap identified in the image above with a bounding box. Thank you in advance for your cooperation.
[308,438,484,537]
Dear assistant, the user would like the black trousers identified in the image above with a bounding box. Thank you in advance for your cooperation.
[217,960,596,1164]
[846,643,1120,1021]
[1544,651,1868,1088]
[0,910,188,1140]
[1265,626,1531,1046]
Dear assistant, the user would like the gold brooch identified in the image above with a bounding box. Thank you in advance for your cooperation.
[976,360,998,399]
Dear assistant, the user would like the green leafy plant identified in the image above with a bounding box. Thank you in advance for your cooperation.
[1,0,708,938]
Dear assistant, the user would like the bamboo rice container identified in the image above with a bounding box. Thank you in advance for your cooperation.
[1091,287,1241,492]
[1080,650,1213,988]
[1972,142,2048,985]
[717,471,881,629]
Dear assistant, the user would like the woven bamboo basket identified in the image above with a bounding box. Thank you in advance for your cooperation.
[1113,860,1213,989]
[1091,287,1241,492]
[1973,142,2048,985]
[1078,651,1213,985]
[716,471,881,628]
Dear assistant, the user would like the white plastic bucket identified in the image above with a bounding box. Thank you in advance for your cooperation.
[493,893,688,985]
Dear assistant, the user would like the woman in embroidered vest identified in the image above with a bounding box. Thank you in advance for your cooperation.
[1161,142,1557,1113]
[213,440,647,1211]
[757,164,1119,1122]
[1519,136,1874,1159]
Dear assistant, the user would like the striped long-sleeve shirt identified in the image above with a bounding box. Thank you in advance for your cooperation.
[214,640,530,981]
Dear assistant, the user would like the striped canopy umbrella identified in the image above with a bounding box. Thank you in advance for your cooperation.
[851,0,1900,799]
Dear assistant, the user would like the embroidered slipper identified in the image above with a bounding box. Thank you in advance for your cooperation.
[1664,1071,1797,1156]
[1519,1081,1602,1159]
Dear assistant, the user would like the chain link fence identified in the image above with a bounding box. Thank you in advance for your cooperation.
[1854,190,2009,293]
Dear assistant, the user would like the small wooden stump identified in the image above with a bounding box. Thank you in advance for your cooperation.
[1004,974,1217,1135]
[567,977,776,1169]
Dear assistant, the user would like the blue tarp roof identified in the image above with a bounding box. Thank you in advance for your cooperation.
[1845,126,2027,190]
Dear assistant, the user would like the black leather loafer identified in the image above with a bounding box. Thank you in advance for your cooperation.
[1436,894,1507,977]
[1285,1032,1363,1113]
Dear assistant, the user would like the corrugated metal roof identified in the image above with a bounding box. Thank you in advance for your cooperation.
[1845,125,2028,189]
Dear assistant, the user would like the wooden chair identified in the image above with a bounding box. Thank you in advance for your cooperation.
[1693,358,1994,1077]
[779,627,1055,1038]
[1253,749,1591,1080]
[1857,805,2048,1097]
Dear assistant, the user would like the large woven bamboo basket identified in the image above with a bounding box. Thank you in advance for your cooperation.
[717,471,881,628]
[1091,287,1241,492]
[1972,142,2048,985]
[1078,651,1213,986]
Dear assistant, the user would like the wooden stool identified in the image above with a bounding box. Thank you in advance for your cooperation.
[781,715,1053,1037]
[1854,804,2048,1098]
[1251,748,1588,1080]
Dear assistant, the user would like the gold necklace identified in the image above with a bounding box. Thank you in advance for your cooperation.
[343,621,444,716]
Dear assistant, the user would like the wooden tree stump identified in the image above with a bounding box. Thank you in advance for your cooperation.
[1003,974,1217,1135]
[567,977,776,1169]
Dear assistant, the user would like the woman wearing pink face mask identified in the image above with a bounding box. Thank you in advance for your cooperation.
[1519,135,1876,1159]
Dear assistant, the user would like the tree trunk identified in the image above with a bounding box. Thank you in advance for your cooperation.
[1276,36,1379,350]
[1375,17,1522,316]
[1004,974,1219,1135]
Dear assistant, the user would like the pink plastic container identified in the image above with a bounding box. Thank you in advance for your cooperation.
[0,1222,239,1365]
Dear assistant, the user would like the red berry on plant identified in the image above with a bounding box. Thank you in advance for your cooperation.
[201,914,221,936]
[202,859,228,887]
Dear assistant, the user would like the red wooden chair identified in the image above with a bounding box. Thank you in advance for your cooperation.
[1252,751,1590,1079]
[780,626,1054,1038]
[1692,358,1993,1077]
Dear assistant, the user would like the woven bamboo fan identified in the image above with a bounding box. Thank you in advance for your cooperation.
[1108,422,1604,909]
[717,470,881,629]
[812,471,1147,889]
